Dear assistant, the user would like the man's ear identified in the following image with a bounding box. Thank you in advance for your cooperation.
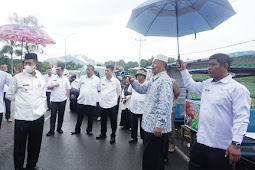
[224,63,229,70]
[34,63,38,69]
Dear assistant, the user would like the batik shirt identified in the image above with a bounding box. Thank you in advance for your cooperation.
[131,71,173,133]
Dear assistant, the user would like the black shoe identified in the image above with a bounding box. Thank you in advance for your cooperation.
[110,137,115,144]
[33,166,43,170]
[129,139,137,143]
[26,166,43,170]
[87,131,93,136]
[57,129,63,133]
[163,159,168,166]
[96,134,106,140]
[71,131,80,135]
[46,131,54,136]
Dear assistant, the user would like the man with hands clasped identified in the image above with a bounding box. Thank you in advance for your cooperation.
[176,53,251,170]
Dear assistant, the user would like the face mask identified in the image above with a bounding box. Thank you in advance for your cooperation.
[24,65,35,73]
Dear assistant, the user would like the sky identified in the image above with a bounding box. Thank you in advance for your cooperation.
[0,0,255,63]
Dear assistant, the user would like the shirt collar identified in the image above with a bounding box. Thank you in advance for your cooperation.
[152,71,166,81]
[211,74,232,84]
[24,70,38,78]
[57,75,63,78]
[105,76,113,81]
[85,75,94,79]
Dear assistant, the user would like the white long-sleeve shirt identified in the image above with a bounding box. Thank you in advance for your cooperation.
[128,81,147,114]
[99,76,121,109]
[0,70,11,113]
[181,69,251,150]
[6,70,47,121]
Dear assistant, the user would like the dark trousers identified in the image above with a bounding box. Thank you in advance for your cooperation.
[46,92,51,110]
[75,104,95,132]
[50,100,66,132]
[14,115,44,170]
[100,105,118,137]
[131,113,144,140]
[189,141,235,170]
[143,132,168,170]
[0,113,2,128]
[4,92,11,119]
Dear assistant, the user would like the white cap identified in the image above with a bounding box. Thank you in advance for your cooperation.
[153,54,168,63]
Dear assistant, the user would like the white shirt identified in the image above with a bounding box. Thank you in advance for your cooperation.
[6,70,47,121]
[99,76,121,109]
[47,75,71,102]
[128,81,147,114]
[181,69,251,150]
[77,75,100,106]
[4,73,12,92]
[44,74,54,92]
[119,89,131,110]
[0,71,11,113]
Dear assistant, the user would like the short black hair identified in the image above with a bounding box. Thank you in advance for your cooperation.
[48,67,52,70]
[57,65,64,71]
[87,64,94,71]
[106,65,114,71]
[209,53,231,71]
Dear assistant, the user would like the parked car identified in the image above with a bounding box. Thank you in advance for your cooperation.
[69,66,105,112]
[68,70,79,83]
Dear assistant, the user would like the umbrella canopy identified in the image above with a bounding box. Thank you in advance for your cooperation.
[127,0,236,60]
[0,24,56,44]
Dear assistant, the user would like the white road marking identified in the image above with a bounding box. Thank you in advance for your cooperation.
[175,146,190,163]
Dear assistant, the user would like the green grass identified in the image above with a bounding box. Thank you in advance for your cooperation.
[190,74,255,109]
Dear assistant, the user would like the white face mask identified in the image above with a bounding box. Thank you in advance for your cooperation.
[24,65,35,73]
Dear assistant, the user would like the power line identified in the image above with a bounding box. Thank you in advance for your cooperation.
[168,39,255,57]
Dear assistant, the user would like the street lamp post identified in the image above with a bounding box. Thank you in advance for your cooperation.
[135,38,146,68]
[56,33,75,69]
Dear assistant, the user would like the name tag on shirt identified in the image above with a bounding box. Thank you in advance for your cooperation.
[205,89,210,92]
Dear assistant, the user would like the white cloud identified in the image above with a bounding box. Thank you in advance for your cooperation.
[0,0,255,64]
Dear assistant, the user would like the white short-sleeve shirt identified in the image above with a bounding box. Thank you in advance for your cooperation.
[77,75,100,106]
[47,75,71,102]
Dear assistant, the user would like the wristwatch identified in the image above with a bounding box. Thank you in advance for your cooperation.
[231,141,241,149]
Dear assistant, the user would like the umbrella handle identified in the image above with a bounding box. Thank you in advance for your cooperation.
[178,54,181,68]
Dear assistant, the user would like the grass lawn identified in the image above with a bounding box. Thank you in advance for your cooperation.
[191,74,255,109]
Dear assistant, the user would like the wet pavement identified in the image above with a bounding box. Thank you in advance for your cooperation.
[0,101,189,170]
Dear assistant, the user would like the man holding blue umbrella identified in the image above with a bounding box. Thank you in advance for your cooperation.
[176,54,251,169]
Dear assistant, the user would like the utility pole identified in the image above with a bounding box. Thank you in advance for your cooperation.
[55,33,75,69]
[135,38,146,68]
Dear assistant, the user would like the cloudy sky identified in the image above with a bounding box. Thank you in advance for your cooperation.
[0,0,255,63]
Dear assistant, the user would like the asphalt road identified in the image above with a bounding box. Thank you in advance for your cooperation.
[0,101,189,170]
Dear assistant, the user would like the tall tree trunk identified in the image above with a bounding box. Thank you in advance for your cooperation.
[11,53,13,75]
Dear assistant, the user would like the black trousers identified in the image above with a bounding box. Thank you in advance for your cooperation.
[131,112,144,140]
[100,105,118,137]
[14,115,44,170]
[4,92,11,119]
[75,104,95,132]
[189,141,235,170]
[50,100,66,132]
[0,113,2,128]
[46,92,51,110]
[143,132,168,170]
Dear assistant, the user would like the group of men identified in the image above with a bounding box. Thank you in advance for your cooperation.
[0,52,252,170]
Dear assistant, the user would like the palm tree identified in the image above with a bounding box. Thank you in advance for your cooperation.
[0,40,21,74]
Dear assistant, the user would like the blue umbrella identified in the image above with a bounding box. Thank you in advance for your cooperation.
[127,0,236,61]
